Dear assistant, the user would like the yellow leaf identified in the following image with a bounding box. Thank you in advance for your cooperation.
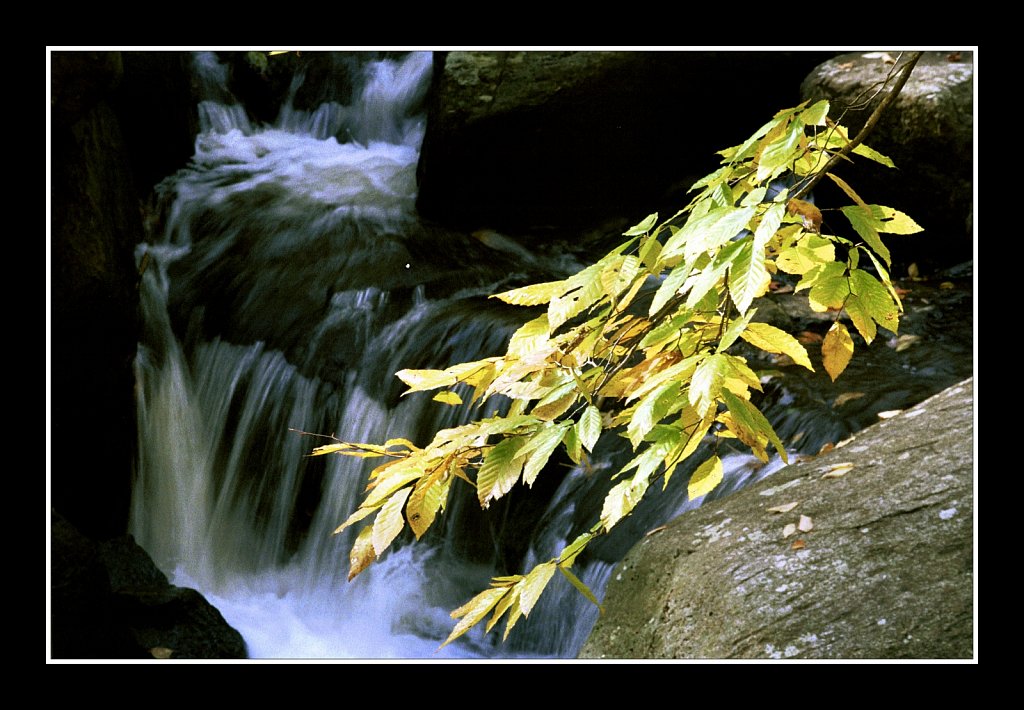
[688,455,723,501]
[798,514,814,532]
[766,501,799,514]
[348,525,376,581]
[740,322,814,371]
[441,587,509,649]
[519,562,557,617]
[821,462,854,479]
[433,391,463,406]
[491,279,566,306]
[371,487,411,556]
[822,322,854,381]
[396,368,457,394]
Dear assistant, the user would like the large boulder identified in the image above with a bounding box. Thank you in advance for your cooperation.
[580,378,974,659]
[416,51,837,235]
[800,51,974,272]
[50,511,247,659]
[51,51,142,538]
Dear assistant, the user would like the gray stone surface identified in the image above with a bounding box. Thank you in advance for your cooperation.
[580,378,974,659]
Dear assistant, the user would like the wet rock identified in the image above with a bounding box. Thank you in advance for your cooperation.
[50,511,247,659]
[580,378,974,659]
[417,51,837,235]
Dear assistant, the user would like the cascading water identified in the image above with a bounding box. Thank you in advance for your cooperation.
[130,51,973,659]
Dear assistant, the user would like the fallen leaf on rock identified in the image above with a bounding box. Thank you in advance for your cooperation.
[877,409,902,419]
[645,525,667,537]
[817,441,835,456]
[834,435,855,449]
[940,281,955,290]
[766,501,800,514]
[947,52,962,62]
[891,334,921,352]
[151,647,174,659]
[833,391,866,408]
[798,515,814,532]
[783,523,797,538]
[791,539,806,550]
[894,286,912,297]
[838,61,855,70]
[862,51,897,64]
[821,462,854,479]
[907,262,920,279]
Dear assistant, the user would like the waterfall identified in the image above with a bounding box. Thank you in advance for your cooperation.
[131,51,800,659]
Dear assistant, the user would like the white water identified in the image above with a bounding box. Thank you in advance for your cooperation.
[131,51,791,659]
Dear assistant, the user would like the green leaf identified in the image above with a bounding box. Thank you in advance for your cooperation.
[717,308,756,352]
[849,268,900,334]
[628,380,681,448]
[477,437,526,508]
[649,262,692,316]
[521,422,571,488]
[519,562,557,616]
[689,353,730,417]
[442,587,509,649]
[758,119,805,180]
[842,205,891,266]
[740,322,814,371]
[577,405,602,452]
[822,322,854,381]
[720,388,787,462]
[729,115,787,163]
[688,454,724,500]
[844,294,877,344]
[801,100,830,126]
[729,238,769,316]
[559,532,594,568]
[852,142,895,168]
[872,205,924,234]
[689,166,729,191]
[623,213,658,236]
[371,486,411,556]
[685,238,746,309]
[559,566,603,612]
[827,172,871,211]
[660,206,756,264]
[807,261,850,312]
[563,424,583,464]
[433,391,463,406]
[492,279,566,306]
[776,233,835,275]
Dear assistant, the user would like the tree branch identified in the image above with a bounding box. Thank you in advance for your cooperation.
[792,51,923,201]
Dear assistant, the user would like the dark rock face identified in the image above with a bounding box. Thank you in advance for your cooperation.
[51,51,142,539]
[800,51,974,272]
[417,51,837,235]
[51,511,247,659]
[580,378,974,659]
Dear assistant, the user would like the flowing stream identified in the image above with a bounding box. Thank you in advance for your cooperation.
[130,51,973,659]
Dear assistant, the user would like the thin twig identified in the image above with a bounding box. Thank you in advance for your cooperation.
[791,52,922,202]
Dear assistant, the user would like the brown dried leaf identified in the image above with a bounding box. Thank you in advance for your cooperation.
[766,501,799,514]
[787,198,823,233]
[798,330,824,344]
[791,539,806,550]
[817,441,835,456]
[833,391,866,408]
[798,514,814,532]
[947,52,962,62]
[645,525,668,537]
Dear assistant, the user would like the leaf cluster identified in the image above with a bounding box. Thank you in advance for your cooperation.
[309,99,921,648]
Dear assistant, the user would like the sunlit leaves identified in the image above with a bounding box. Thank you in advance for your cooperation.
[688,455,723,500]
[851,142,895,168]
[477,437,526,508]
[740,322,814,371]
[822,322,854,381]
[313,99,922,649]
